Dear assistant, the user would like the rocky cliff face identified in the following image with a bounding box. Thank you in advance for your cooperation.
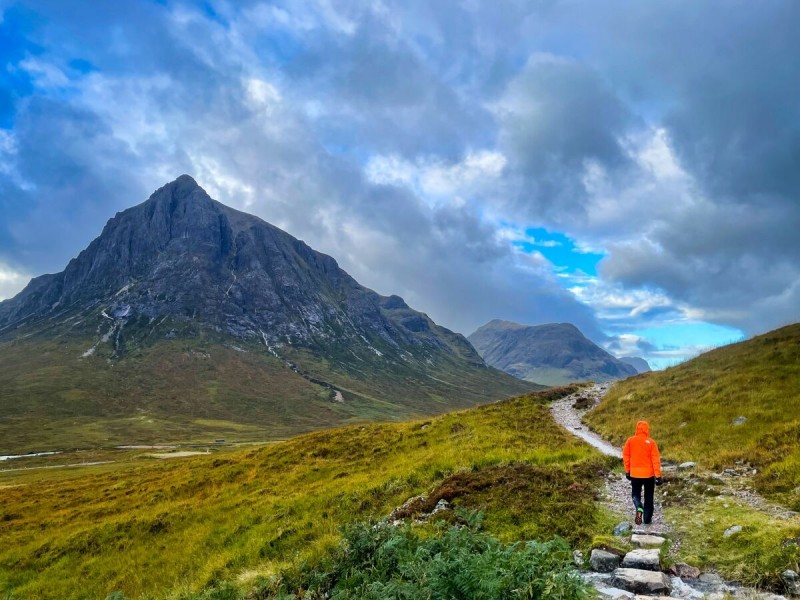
[0,175,480,364]
[468,320,638,386]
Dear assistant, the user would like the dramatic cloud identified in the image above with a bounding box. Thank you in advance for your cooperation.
[0,0,798,366]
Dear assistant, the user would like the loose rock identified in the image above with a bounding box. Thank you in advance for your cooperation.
[614,521,633,536]
[678,461,697,470]
[723,525,743,538]
[732,416,747,426]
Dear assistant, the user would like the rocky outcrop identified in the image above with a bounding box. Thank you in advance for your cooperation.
[468,320,638,386]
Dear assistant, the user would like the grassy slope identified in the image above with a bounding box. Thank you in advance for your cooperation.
[0,386,613,600]
[585,323,800,510]
[0,324,534,454]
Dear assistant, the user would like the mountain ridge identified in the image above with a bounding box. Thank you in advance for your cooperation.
[468,319,638,386]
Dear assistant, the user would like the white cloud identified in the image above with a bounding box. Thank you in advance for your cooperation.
[18,57,70,88]
[365,150,506,206]
[0,265,29,301]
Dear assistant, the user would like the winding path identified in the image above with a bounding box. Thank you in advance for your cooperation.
[550,383,797,528]
[551,384,675,534]
[550,384,620,458]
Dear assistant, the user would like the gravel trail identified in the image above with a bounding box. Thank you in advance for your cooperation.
[551,384,672,534]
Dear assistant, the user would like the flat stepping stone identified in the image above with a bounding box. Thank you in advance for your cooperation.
[611,568,672,595]
[632,528,669,537]
[630,534,666,547]
[622,548,661,571]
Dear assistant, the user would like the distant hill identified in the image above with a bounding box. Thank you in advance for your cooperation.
[585,323,800,511]
[0,176,534,453]
[467,320,638,386]
[619,356,651,373]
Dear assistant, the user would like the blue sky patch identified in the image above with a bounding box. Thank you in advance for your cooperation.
[513,227,605,276]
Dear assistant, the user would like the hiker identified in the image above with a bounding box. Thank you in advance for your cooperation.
[623,420,662,525]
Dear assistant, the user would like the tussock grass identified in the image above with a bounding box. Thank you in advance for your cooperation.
[585,323,800,509]
[0,386,609,599]
[666,494,800,590]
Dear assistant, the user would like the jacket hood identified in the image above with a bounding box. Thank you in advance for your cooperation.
[635,420,650,436]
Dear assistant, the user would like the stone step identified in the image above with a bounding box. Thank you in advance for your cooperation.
[632,528,669,536]
[630,534,666,547]
[611,568,672,596]
[591,548,622,572]
[622,548,661,571]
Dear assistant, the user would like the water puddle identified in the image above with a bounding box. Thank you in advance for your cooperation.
[0,451,61,462]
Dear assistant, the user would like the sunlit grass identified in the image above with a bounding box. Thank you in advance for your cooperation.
[0,385,609,600]
[585,323,800,510]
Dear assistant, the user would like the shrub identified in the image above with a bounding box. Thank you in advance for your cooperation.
[265,512,592,599]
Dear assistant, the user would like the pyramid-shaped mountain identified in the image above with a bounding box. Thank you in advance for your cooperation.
[468,319,638,386]
[0,176,534,453]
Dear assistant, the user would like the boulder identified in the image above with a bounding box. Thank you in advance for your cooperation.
[669,562,701,578]
[732,416,747,425]
[591,549,622,573]
[678,461,697,470]
[782,569,800,596]
[630,534,666,547]
[611,568,672,595]
[622,548,661,571]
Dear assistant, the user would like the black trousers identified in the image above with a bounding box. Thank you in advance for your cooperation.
[631,477,655,524]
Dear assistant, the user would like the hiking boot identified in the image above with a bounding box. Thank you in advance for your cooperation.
[635,508,643,525]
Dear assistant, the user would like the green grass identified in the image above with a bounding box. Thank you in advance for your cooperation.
[660,475,800,589]
[585,323,800,509]
[0,317,534,454]
[0,386,611,600]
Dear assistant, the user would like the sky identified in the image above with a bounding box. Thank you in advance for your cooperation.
[0,1,798,370]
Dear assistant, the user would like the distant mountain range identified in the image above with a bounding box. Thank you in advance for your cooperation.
[468,320,641,386]
[619,356,651,373]
[0,176,534,453]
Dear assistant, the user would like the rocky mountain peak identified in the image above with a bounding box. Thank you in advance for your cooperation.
[468,319,638,386]
[0,176,484,369]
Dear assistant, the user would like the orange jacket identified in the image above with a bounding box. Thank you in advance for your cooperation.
[623,420,662,478]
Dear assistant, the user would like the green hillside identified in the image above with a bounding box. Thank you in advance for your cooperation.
[585,323,800,510]
[0,385,608,599]
[0,318,534,454]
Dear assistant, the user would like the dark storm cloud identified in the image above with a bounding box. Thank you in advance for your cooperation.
[496,55,636,219]
[1,0,799,343]
[0,0,603,338]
